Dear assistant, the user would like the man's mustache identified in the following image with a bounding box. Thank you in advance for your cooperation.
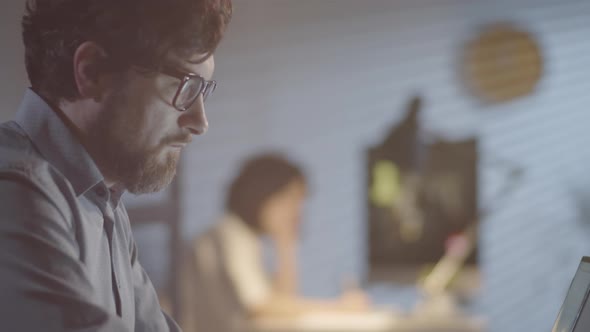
[161,134,192,146]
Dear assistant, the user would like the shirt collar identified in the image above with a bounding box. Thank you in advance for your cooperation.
[14,89,108,198]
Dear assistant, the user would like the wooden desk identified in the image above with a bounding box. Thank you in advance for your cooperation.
[248,311,486,332]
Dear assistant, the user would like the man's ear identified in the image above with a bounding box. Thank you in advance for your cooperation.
[73,41,111,101]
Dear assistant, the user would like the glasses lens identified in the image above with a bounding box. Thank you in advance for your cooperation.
[203,81,217,101]
[175,77,204,110]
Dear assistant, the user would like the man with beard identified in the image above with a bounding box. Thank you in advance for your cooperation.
[0,0,231,331]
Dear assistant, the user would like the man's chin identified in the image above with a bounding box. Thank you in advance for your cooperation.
[126,168,177,194]
[125,154,179,194]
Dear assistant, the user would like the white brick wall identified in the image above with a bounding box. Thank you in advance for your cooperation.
[2,1,590,331]
[180,1,590,331]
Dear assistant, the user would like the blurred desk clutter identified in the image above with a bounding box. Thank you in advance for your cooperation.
[248,309,486,332]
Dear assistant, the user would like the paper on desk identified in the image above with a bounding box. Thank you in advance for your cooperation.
[294,310,397,331]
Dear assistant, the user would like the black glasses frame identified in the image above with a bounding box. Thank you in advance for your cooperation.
[153,65,217,112]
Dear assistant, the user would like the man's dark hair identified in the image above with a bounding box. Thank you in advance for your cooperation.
[22,0,232,103]
[226,153,306,232]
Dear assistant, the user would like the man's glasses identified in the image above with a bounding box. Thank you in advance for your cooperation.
[151,65,217,112]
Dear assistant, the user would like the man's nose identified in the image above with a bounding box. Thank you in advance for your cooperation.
[178,94,208,135]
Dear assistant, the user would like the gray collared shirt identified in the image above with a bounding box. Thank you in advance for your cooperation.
[0,89,181,331]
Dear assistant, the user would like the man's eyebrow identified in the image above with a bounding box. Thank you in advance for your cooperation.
[186,54,209,64]
[186,58,206,65]
[192,69,214,81]
[189,69,214,81]
[171,63,212,80]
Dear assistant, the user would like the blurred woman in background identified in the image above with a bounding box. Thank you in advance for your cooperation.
[182,153,368,332]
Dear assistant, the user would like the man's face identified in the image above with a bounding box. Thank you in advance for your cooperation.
[89,54,215,194]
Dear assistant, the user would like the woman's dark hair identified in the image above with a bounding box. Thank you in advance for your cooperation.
[22,0,232,103]
[226,153,306,232]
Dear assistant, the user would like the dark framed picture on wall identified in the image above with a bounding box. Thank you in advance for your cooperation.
[366,96,480,296]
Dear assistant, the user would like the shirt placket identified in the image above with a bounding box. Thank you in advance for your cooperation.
[94,185,123,318]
